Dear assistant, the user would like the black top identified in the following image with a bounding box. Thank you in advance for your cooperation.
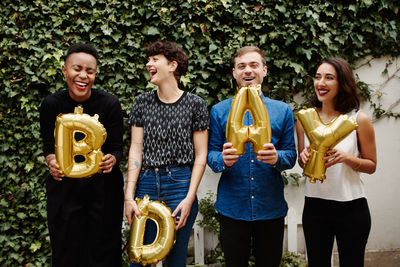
[128,91,209,168]
[40,89,124,167]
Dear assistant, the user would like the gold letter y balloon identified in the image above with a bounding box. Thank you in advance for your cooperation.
[297,108,358,183]
[55,106,107,178]
[226,85,271,154]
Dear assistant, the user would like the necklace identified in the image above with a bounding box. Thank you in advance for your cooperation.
[316,110,341,124]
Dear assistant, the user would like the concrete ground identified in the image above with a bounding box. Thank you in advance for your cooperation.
[333,250,400,267]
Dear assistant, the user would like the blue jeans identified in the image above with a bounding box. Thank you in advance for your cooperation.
[130,165,198,267]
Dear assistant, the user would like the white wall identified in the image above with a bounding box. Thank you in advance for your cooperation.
[197,56,400,254]
[354,56,400,251]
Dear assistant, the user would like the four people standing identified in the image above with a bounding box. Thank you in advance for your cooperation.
[40,42,376,267]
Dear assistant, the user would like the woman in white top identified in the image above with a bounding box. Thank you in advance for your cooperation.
[296,57,377,267]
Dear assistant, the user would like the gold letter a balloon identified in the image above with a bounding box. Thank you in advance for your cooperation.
[54,106,107,178]
[128,195,176,265]
[297,108,358,183]
[226,85,271,155]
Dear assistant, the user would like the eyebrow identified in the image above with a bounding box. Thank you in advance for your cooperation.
[316,72,335,76]
[236,61,260,66]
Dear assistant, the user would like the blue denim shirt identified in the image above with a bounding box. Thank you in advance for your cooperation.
[207,93,297,221]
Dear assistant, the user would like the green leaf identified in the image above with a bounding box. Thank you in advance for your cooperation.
[275,4,286,13]
[111,33,122,42]
[16,212,27,219]
[0,199,8,208]
[287,62,304,74]
[361,0,373,7]
[24,161,35,173]
[209,43,218,52]
[101,24,112,35]
[29,240,42,252]
[143,26,160,35]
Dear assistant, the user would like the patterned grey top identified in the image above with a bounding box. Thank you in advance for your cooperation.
[128,91,209,168]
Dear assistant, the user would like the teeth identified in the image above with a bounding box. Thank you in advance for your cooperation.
[75,82,87,86]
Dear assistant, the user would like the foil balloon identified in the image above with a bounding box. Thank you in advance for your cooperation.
[297,108,358,183]
[54,106,107,178]
[128,195,176,265]
[226,85,271,155]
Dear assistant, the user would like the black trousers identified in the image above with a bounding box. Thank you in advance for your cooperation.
[219,213,285,267]
[302,197,371,267]
[46,170,124,267]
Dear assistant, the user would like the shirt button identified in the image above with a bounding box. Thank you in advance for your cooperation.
[251,160,254,163]
[251,177,254,181]
[251,195,254,199]
[155,168,159,171]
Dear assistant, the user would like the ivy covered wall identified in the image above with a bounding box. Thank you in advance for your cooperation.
[0,0,399,265]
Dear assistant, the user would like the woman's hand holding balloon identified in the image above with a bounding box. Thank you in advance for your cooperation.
[324,149,350,168]
[299,146,310,168]
[125,198,141,226]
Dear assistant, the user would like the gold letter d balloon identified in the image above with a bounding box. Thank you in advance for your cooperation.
[226,85,271,155]
[55,106,107,178]
[128,195,176,265]
[297,108,358,183]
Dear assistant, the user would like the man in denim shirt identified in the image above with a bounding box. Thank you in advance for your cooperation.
[207,46,297,267]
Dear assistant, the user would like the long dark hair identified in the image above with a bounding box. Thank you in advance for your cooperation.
[311,57,360,113]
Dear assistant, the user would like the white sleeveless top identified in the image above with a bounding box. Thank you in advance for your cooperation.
[304,110,366,201]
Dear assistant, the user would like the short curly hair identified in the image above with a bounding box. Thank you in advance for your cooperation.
[65,43,99,65]
[146,41,188,81]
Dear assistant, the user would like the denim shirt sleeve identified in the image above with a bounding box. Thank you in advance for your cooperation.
[207,104,228,173]
[274,104,297,172]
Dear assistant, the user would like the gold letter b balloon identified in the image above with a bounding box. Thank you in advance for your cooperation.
[226,85,271,155]
[297,108,358,183]
[128,195,176,265]
[55,106,107,178]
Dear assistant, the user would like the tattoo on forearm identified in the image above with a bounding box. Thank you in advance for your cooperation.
[128,157,140,172]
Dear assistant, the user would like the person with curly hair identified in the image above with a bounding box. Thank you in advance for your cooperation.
[125,41,209,267]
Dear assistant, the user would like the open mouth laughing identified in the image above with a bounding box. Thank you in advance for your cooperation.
[317,88,329,96]
[148,69,157,79]
[74,81,88,91]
